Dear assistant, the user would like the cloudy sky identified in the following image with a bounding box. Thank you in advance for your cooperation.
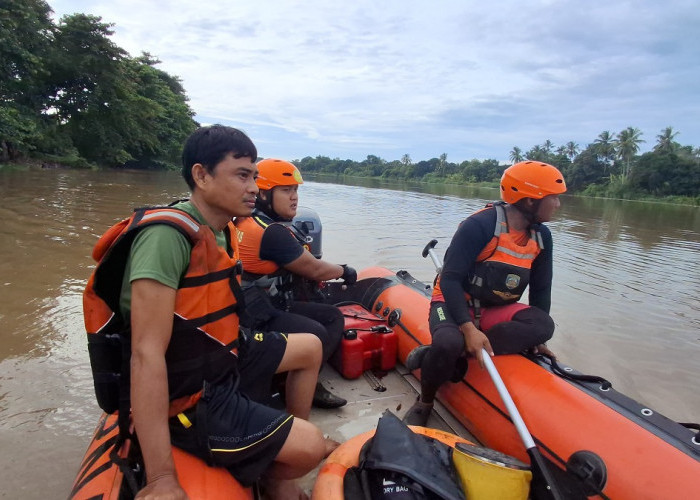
[48,0,699,163]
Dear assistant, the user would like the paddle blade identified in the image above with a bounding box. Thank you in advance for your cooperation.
[528,448,566,500]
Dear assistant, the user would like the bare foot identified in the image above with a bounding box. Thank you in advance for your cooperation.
[324,437,341,458]
[262,478,308,500]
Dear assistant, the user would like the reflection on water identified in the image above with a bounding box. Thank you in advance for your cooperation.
[0,167,698,498]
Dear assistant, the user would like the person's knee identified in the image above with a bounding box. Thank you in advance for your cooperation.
[513,307,555,344]
[280,419,326,471]
[430,324,464,359]
[302,334,323,369]
[286,333,322,371]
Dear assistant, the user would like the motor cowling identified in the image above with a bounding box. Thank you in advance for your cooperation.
[291,206,323,258]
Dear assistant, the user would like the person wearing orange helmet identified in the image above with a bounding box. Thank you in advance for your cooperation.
[403,161,567,426]
[235,159,356,409]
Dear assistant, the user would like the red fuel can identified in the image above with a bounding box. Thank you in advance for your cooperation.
[331,304,397,379]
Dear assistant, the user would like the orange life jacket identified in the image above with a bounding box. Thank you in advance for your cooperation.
[235,211,286,277]
[83,206,243,417]
[234,209,310,288]
[432,202,544,307]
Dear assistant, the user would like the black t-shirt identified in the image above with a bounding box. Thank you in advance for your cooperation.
[259,223,304,266]
[440,206,553,325]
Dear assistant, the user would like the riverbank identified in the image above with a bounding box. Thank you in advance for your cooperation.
[305,172,700,207]
[2,160,698,206]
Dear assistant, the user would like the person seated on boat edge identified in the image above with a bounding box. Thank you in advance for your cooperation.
[234,158,357,410]
[85,126,336,500]
[404,161,566,427]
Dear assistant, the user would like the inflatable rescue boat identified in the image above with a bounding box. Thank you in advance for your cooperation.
[320,266,700,499]
[68,413,253,499]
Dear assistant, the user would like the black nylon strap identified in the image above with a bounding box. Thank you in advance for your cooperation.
[172,304,239,331]
[180,267,239,288]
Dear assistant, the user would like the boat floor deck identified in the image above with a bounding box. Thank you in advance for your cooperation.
[299,361,476,492]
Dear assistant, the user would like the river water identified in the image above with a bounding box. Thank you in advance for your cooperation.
[0,167,698,498]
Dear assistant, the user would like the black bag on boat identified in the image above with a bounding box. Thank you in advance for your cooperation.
[343,411,465,500]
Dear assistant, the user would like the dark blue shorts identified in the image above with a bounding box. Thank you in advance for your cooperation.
[169,375,293,486]
[237,328,288,403]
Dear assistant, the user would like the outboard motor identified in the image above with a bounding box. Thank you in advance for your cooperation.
[291,206,322,258]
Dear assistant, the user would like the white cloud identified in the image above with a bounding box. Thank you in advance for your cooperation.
[49,0,700,162]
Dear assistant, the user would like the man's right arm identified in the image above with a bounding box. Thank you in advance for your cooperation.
[440,212,496,366]
[261,223,346,281]
[125,226,191,499]
[131,278,188,500]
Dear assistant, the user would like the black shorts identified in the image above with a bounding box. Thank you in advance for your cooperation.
[237,328,288,403]
[169,376,293,486]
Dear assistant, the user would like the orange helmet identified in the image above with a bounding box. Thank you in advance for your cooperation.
[256,159,304,190]
[500,161,566,204]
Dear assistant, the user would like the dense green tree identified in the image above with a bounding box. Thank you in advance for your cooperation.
[0,0,53,160]
[122,54,197,167]
[413,158,437,178]
[44,14,141,165]
[629,151,699,197]
[1,5,196,167]
[563,146,608,191]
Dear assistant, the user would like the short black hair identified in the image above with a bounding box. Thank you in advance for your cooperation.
[181,125,258,189]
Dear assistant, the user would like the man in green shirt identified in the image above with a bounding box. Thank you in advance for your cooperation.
[118,125,332,499]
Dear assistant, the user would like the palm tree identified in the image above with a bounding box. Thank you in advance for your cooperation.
[594,131,616,169]
[401,154,412,167]
[509,147,523,164]
[542,140,554,154]
[565,141,579,161]
[654,126,679,153]
[615,127,644,178]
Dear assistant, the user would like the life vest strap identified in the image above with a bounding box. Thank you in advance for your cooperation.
[180,262,242,288]
[173,304,240,331]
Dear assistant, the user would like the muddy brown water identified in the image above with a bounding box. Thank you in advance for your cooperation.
[0,167,697,498]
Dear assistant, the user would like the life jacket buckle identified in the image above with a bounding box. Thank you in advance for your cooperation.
[234,260,243,275]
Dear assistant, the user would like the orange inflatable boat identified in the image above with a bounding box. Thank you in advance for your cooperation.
[312,426,470,500]
[68,413,253,500]
[322,266,700,500]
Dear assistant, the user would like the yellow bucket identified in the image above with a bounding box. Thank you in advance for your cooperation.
[452,442,532,500]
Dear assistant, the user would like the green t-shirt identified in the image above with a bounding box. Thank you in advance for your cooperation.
[119,201,228,321]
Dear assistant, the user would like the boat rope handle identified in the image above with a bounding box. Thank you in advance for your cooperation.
[540,353,613,390]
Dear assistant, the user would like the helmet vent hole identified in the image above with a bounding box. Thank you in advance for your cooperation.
[281,172,292,177]
[511,187,518,192]
[555,179,563,183]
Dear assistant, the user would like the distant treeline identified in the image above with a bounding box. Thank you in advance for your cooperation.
[1,0,197,168]
[294,127,700,203]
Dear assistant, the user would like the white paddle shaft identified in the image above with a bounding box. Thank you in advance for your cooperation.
[481,348,537,450]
